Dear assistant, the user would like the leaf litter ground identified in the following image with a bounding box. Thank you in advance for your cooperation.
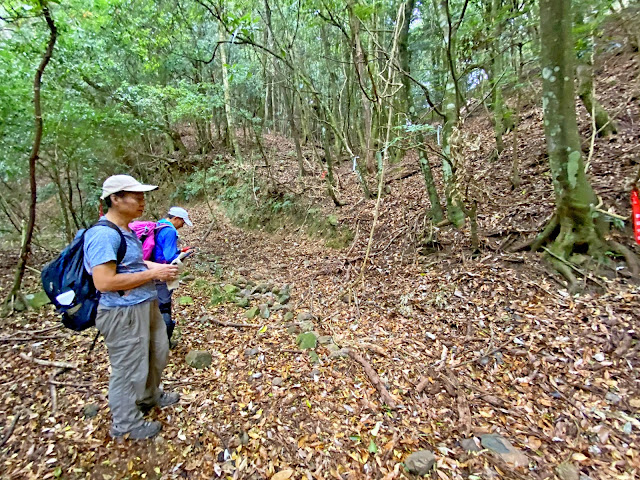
[1,46,640,480]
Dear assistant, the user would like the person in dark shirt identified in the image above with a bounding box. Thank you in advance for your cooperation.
[154,207,193,345]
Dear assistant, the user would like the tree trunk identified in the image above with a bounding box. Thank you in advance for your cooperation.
[347,1,375,173]
[489,0,505,156]
[538,0,623,284]
[419,150,445,223]
[283,84,306,177]
[441,80,465,228]
[576,63,617,137]
[7,2,57,307]
[218,27,239,158]
[510,43,523,189]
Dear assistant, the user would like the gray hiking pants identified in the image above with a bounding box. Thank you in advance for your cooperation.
[96,299,169,433]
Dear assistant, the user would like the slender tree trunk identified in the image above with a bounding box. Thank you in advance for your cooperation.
[511,43,523,188]
[283,84,306,177]
[489,0,505,156]
[347,1,375,173]
[576,63,617,137]
[441,82,465,228]
[419,151,445,223]
[7,2,57,306]
[218,27,239,158]
[50,147,72,242]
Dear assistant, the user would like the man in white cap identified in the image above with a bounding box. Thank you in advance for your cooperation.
[154,206,193,345]
[84,175,181,439]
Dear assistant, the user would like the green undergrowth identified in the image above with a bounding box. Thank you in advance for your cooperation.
[175,156,353,248]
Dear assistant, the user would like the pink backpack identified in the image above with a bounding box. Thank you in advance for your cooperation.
[129,221,169,260]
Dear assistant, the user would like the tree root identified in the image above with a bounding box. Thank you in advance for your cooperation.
[549,257,578,292]
[509,214,556,253]
[608,240,639,276]
[530,214,558,252]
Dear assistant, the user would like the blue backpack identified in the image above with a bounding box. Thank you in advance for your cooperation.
[41,219,126,331]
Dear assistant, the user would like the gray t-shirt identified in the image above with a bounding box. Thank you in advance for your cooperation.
[83,224,157,308]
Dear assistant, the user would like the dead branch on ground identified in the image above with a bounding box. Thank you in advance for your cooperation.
[344,348,397,409]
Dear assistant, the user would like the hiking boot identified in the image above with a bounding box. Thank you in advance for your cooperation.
[110,421,162,440]
[158,391,180,408]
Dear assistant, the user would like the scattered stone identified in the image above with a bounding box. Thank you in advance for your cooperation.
[259,304,270,319]
[404,450,436,476]
[271,303,284,311]
[480,434,528,468]
[296,332,318,350]
[329,347,349,358]
[251,372,263,379]
[235,297,250,308]
[326,343,341,354]
[318,335,333,345]
[286,324,301,335]
[555,462,579,480]
[254,283,269,294]
[278,293,291,304]
[460,437,482,452]
[83,404,99,419]
[244,306,260,319]
[284,312,294,322]
[181,275,196,282]
[297,312,314,322]
[588,445,601,455]
[605,391,621,404]
[477,356,491,367]
[186,350,212,369]
[272,377,284,387]
[299,320,315,332]
[244,348,259,357]
[233,276,248,287]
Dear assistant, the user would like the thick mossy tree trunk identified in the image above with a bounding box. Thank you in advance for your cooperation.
[537,0,637,283]
[576,63,617,137]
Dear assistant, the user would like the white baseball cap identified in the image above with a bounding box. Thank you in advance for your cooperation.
[100,175,158,199]
[168,206,193,226]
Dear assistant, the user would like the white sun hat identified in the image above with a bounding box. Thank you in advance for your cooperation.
[168,206,193,226]
[100,175,158,199]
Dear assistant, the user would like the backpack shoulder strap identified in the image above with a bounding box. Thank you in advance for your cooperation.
[93,219,127,264]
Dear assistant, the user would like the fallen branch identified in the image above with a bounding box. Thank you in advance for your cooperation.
[0,335,66,343]
[210,318,261,328]
[19,353,77,370]
[0,409,22,449]
[344,348,397,409]
[30,324,63,335]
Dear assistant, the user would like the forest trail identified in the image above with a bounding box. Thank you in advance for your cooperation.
[2,36,640,480]
[1,195,639,479]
